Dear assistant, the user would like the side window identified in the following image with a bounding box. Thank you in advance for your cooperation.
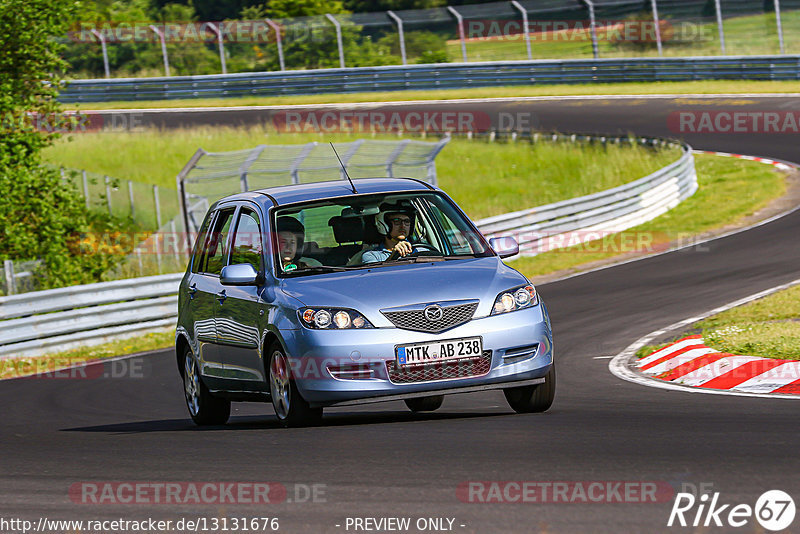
[201,208,235,275]
[230,209,263,271]
[190,211,214,274]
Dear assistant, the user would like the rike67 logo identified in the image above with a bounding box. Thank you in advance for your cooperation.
[668,490,795,531]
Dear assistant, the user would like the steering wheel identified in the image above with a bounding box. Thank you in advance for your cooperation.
[388,243,440,260]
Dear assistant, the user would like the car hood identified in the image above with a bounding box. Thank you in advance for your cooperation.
[279,257,528,319]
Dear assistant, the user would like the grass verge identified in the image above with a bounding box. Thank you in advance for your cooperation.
[636,284,800,361]
[63,80,800,110]
[43,129,679,221]
[0,330,174,380]
[509,154,785,278]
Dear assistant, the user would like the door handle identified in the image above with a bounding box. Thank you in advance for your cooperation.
[216,290,227,303]
[187,283,197,299]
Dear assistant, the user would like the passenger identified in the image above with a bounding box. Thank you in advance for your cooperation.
[276,217,322,271]
[361,208,417,263]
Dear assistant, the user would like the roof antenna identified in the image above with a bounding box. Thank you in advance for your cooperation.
[330,142,357,194]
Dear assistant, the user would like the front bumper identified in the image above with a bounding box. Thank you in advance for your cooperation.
[279,304,553,407]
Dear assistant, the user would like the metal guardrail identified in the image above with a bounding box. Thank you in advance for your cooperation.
[59,56,800,103]
[476,137,696,256]
[0,274,182,358]
[1,134,695,359]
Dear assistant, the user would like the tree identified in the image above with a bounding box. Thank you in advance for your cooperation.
[0,0,123,288]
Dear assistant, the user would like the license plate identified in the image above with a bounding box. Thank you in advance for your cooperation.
[396,336,483,366]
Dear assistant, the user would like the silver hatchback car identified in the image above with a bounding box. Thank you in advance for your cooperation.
[176,178,554,426]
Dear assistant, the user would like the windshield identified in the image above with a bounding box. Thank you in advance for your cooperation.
[272,191,492,276]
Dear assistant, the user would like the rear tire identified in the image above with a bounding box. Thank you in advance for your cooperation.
[404,395,444,412]
[268,342,323,427]
[183,347,230,426]
[504,364,556,414]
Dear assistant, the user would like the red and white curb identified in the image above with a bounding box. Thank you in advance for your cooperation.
[609,277,800,400]
[692,150,797,171]
[638,335,800,395]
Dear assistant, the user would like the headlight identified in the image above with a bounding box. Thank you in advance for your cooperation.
[298,308,373,329]
[491,284,538,315]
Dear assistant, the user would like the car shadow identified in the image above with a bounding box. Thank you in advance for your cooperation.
[60,409,515,433]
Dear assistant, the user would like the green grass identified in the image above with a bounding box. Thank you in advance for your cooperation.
[43,128,680,221]
[62,80,800,110]
[638,285,800,361]
[508,154,785,278]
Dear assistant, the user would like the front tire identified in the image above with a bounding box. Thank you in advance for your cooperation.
[404,395,444,412]
[504,364,556,413]
[268,342,322,427]
[183,348,230,425]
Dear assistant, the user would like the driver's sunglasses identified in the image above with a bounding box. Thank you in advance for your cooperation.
[389,217,411,226]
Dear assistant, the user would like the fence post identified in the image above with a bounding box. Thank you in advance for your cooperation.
[713,0,726,54]
[325,14,346,68]
[651,0,663,56]
[128,180,135,220]
[90,29,110,78]
[104,175,112,215]
[447,6,468,62]
[239,145,267,192]
[384,140,411,178]
[82,170,89,208]
[3,260,15,296]
[581,0,599,59]
[153,185,163,229]
[149,25,171,76]
[265,19,285,71]
[386,11,407,65]
[510,1,532,60]
[170,220,180,266]
[774,0,785,54]
[206,23,227,74]
[290,143,317,184]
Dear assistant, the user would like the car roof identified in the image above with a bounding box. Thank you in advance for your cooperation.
[252,177,435,206]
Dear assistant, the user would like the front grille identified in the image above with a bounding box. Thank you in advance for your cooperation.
[386,350,492,384]
[381,302,479,333]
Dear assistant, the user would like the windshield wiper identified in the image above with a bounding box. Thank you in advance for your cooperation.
[285,265,354,275]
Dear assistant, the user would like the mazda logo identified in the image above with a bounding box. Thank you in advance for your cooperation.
[424,305,443,321]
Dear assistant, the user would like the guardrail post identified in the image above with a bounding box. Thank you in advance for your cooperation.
[149,25,171,76]
[713,0,726,54]
[265,19,285,71]
[581,0,599,59]
[774,0,785,54]
[81,170,90,208]
[3,260,15,296]
[650,0,663,56]
[386,11,407,65]
[510,1,532,60]
[90,29,111,78]
[447,6,468,62]
[104,175,112,215]
[206,23,227,74]
[325,14,346,69]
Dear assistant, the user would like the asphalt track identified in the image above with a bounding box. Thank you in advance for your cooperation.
[2,95,800,533]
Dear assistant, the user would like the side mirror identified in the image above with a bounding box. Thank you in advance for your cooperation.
[220,263,262,286]
[489,236,519,259]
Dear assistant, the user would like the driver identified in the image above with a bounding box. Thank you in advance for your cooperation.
[276,216,322,272]
[361,206,418,263]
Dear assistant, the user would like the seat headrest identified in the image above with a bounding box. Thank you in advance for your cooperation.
[328,216,365,244]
